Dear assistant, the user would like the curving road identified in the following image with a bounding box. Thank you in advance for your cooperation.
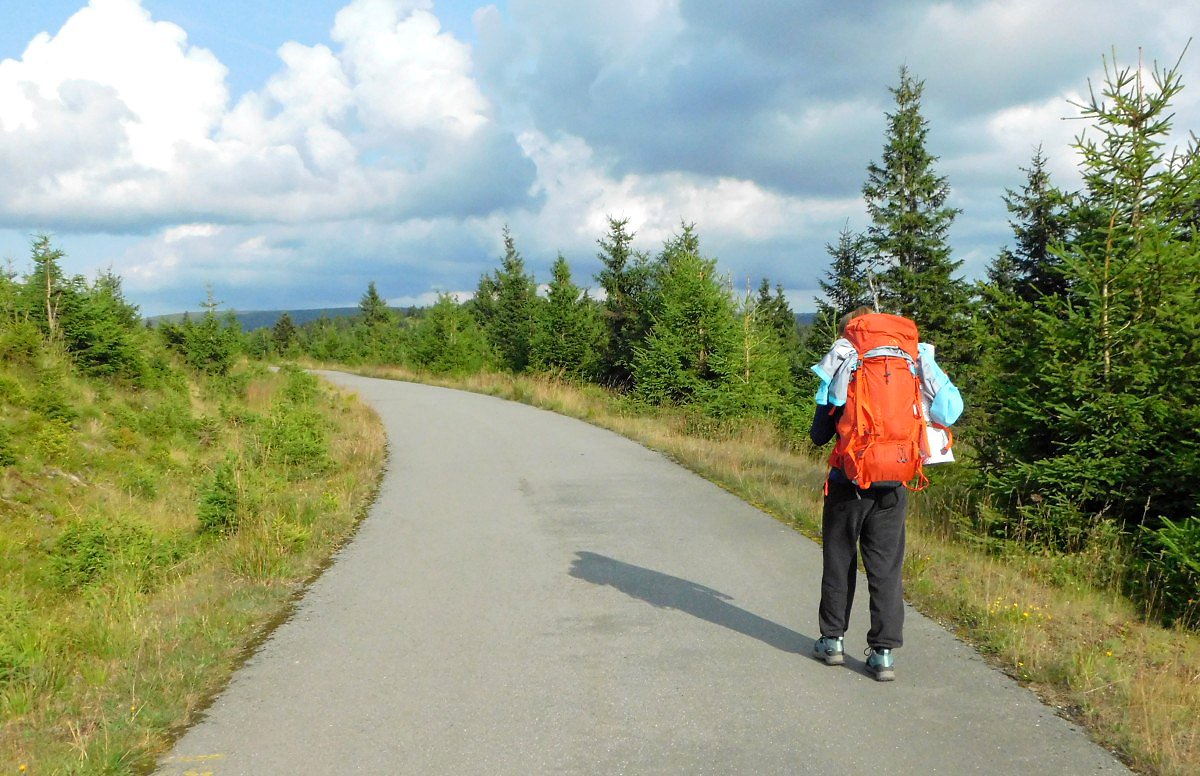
[155,372,1128,775]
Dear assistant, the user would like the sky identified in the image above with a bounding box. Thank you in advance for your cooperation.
[1,0,1198,317]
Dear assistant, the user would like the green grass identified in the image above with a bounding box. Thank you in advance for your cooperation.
[1,360,385,774]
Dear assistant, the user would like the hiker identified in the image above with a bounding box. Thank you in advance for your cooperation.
[808,306,962,681]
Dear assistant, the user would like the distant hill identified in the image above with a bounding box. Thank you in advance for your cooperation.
[148,307,364,331]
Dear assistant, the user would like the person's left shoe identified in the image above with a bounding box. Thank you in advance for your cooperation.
[865,647,895,682]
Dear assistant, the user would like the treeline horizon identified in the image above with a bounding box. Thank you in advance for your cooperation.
[2,51,1196,628]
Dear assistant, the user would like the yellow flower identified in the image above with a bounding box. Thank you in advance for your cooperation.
[1106,650,1113,657]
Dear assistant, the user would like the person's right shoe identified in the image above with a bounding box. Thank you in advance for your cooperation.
[812,635,845,665]
[865,647,895,682]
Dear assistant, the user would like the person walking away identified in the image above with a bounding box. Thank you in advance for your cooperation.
[808,306,962,681]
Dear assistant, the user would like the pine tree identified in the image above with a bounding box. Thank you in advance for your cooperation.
[979,50,1200,556]
[595,217,656,388]
[632,232,737,405]
[817,225,872,317]
[1001,148,1073,301]
[530,254,602,378]
[477,227,537,372]
[862,67,969,355]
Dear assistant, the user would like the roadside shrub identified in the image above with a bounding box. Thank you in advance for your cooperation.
[198,457,241,535]
[48,516,167,591]
[0,319,43,365]
[280,365,320,404]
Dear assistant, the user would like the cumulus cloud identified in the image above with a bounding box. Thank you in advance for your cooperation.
[0,0,534,231]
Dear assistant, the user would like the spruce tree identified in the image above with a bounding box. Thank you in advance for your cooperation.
[412,294,492,374]
[1000,148,1073,301]
[530,254,602,378]
[979,50,1200,554]
[755,278,806,383]
[19,236,68,340]
[862,67,968,355]
[817,225,872,317]
[595,217,656,388]
[358,282,393,328]
[273,312,298,352]
[477,227,537,373]
[632,230,737,405]
[705,290,795,419]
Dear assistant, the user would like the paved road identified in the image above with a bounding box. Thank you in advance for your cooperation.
[156,372,1128,775]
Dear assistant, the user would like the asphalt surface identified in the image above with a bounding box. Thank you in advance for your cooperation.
[155,372,1130,775]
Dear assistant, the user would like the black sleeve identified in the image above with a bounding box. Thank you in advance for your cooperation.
[810,404,840,447]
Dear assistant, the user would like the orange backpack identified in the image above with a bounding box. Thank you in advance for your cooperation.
[829,313,929,490]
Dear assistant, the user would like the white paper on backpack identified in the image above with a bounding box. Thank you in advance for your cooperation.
[924,423,955,464]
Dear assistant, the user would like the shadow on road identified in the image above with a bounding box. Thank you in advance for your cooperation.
[569,551,812,654]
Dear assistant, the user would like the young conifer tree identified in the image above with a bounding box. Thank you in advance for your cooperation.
[1000,148,1073,302]
[862,67,968,356]
[817,224,872,318]
[981,50,1200,553]
[476,227,537,373]
[530,253,601,379]
[595,217,656,388]
[632,227,737,405]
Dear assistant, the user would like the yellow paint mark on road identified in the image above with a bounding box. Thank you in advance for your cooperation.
[166,754,225,763]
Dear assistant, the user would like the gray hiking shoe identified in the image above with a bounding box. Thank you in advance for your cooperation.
[812,636,844,665]
[865,647,895,681]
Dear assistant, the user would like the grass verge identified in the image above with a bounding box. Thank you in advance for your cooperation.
[1,364,386,774]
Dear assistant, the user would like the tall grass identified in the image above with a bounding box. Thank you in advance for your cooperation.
[1,362,385,774]
[342,362,1197,776]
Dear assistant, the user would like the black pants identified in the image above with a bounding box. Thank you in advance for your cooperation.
[818,479,907,650]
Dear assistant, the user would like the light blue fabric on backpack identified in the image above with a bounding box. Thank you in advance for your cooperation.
[917,343,963,425]
[811,340,963,425]
[811,338,856,406]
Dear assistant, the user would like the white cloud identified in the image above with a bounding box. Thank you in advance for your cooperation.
[0,0,523,230]
[512,129,860,271]
[332,0,489,139]
[0,0,227,169]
